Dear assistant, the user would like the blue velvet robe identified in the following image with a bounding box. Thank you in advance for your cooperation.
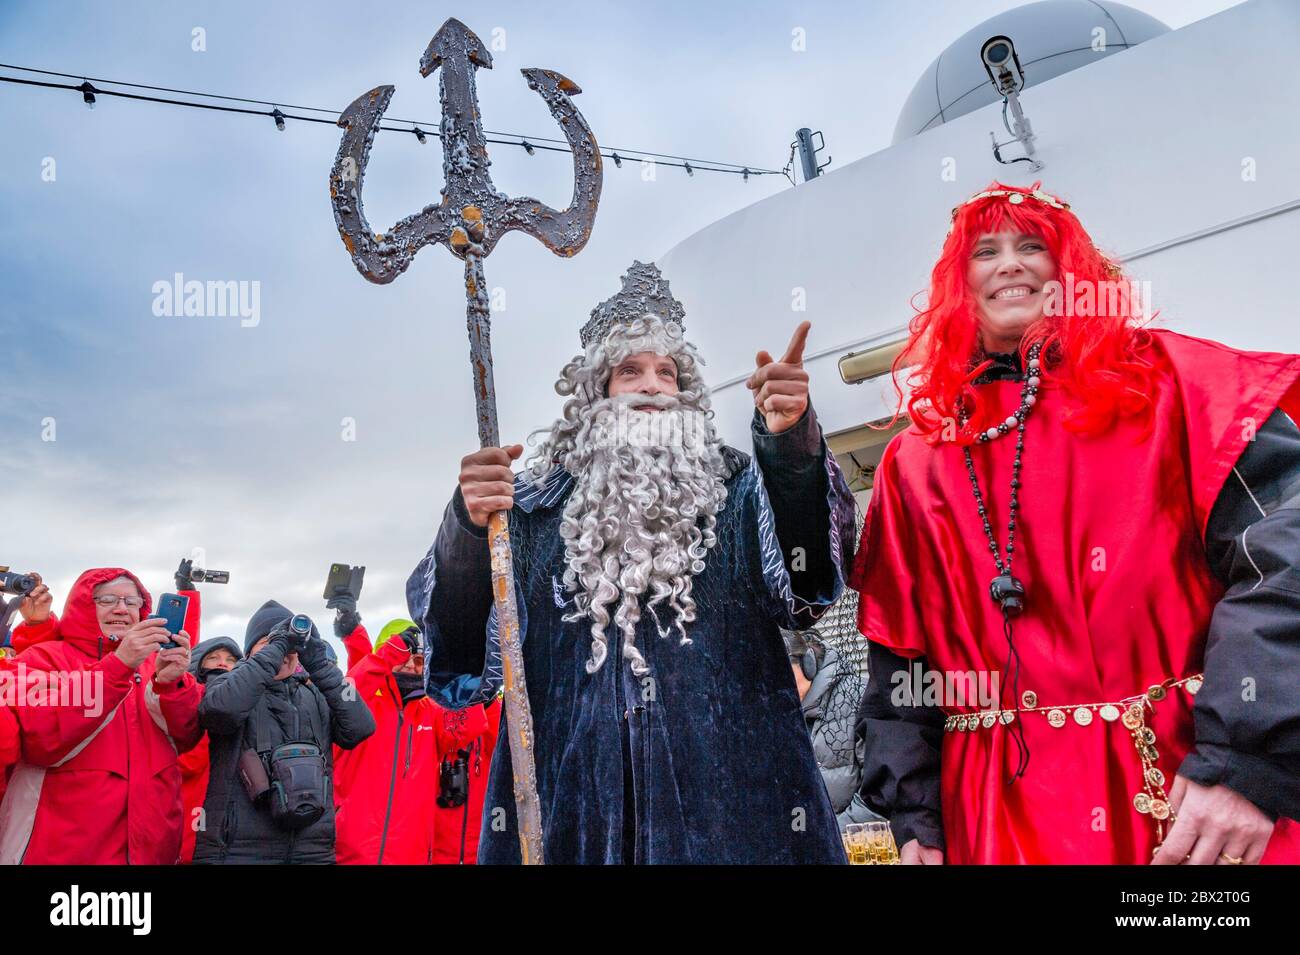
[406,407,856,863]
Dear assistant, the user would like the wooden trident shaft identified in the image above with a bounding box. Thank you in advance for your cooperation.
[462,234,545,864]
[329,17,603,864]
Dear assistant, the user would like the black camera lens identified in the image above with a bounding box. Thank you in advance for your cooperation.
[0,572,36,596]
[289,614,312,635]
[985,41,1011,65]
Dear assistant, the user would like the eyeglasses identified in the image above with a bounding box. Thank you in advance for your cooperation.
[92,595,144,609]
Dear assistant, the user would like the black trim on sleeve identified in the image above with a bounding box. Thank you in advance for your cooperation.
[854,640,947,850]
[1180,408,1300,820]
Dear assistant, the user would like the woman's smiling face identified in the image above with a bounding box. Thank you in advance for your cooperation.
[966,230,1058,353]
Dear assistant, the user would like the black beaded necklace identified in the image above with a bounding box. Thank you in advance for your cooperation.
[958,341,1043,784]
[959,342,1042,617]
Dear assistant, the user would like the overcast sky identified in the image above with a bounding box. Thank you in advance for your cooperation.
[0,0,1240,652]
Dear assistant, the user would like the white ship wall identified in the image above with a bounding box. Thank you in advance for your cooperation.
[658,0,1300,476]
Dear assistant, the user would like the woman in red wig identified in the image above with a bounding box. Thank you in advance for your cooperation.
[849,182,1300,865]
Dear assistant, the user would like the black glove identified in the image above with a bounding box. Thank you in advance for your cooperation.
[401,626,422,655]
[268,617,310,653]
[299,631,329,672]
[261,625,293,661]
[333,608,361,639]
[325,590,357,613]
[174,558,194,593]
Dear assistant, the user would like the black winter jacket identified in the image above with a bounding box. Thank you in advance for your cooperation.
[193,638,375,864]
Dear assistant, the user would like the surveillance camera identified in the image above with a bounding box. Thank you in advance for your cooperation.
[981,35,1024,94]
[980,34,1042,170]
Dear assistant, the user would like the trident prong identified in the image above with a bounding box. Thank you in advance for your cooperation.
[329,17,602,282]
[330,18,605,866]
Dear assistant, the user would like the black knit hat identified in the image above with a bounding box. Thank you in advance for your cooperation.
[243,599,292,656]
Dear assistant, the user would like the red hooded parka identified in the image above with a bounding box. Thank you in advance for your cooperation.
[0,568,202,864]
[333,636,494,864]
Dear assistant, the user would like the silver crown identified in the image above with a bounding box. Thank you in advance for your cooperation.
[580,261,686,348]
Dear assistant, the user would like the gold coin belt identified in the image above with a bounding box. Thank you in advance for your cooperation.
[941,674,1204,845]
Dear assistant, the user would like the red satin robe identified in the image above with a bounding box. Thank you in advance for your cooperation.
[852,329,1300,864]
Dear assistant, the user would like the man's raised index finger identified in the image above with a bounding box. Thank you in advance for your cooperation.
[780,321,811,365]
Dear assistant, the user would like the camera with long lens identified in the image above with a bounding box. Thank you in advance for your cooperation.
[0,568,36,597]
[437,750,470,808]
[287,613,313,651]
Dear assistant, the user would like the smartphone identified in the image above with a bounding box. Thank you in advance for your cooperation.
[152,593,190,650]
[323,563,365,601]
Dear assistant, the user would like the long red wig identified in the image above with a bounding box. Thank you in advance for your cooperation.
[891,181,1156,443]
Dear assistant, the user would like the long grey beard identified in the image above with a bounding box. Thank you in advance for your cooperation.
[558,393,728,678]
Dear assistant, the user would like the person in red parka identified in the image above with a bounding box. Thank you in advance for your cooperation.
[333,624,495,864]
[433,692,501,865]
[4,572,57,655]
[177,635,242,864]
[0,655,18,805]
[0,567,203,864]
[1,573,57,804]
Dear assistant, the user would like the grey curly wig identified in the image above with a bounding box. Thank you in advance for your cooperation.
[525,316,729,677]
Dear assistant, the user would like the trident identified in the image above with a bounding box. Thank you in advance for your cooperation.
[329,17,603,865]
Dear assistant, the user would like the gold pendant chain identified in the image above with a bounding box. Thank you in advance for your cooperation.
[942,673,1204,848]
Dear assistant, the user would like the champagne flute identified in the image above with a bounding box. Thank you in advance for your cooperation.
[843,823,870,865]
[863,820,900,864]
